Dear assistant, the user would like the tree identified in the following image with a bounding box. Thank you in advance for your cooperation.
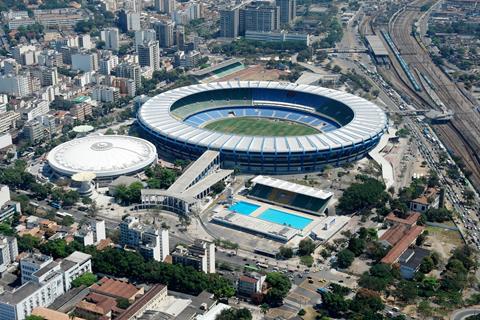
[265,272,291,306]
[260,303,269,316]
[349,288,384,315]
[116,297,131,309]
[348,237,365,256]
[71,272,97,288]
[298,238,315,256]
[337,249,355,269]
[278,246,293,259]
[419,256,435,274]
[396,280,418,302]
[0,223,14,236]
[321,292,348,318]
[61,215,75,226]
[215,308,252,320]
[25,316,45,320]
[337,176,388,213]
[425,208,452,222]
[211,181,226,195]
[17,234,41,252]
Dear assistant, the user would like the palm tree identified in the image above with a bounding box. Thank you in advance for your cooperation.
[260,303,269,317]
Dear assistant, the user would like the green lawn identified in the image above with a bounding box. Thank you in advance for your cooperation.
[203,117,318,136]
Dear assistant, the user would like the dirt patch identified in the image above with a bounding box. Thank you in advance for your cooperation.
[425,226,464,260]
[218,65,286,81]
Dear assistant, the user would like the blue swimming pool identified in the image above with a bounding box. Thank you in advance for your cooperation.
[229,201,260,215]
[258,208,313,230]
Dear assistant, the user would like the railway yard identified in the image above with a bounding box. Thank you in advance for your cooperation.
[351,0,480,252]
[363,0,480,191]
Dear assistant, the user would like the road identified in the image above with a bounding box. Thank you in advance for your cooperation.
[451,308,480,320]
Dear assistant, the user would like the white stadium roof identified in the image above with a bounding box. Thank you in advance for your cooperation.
[138,81,388,154]
[251,175,333,200]
[47,135,157,178]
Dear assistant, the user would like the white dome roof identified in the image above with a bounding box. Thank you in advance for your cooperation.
[47,135,157,178]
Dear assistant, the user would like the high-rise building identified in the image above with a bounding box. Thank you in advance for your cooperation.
[276,0,296,26]
[99,55,119,75]
[154,20,175,48]
[32,66,58,86]
[71,52,99,72]
[76,219,106,246]
[79,34,93,49]
[1,252,91,320]
[0,236,18,271]
[23,120,46,144]
[240,2,280,33]
[0,73,32,98]
[120,216,169,262]
[116,63,142,89]
[174,25,185,50]
[155,0,175,14]
[118,9,141,32]
[101,28,120,51]
[172,240,215,274]
[137,40,161,71]
[91,86,120,103]
[219,7,240,38]
[135,29,157,50]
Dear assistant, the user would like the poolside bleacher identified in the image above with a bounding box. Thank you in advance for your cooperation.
[247,175,333,216]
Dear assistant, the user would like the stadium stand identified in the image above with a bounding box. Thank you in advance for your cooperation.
[248,176,333,216]
[184,106,339,131]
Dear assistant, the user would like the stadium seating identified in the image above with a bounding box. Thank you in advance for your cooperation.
[249,182,329,214]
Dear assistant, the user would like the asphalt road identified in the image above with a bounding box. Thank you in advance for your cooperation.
[451,308,480,320]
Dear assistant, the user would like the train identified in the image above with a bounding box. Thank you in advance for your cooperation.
[382,31,422,92]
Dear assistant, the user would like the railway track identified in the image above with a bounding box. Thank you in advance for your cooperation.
[383,0,480,190]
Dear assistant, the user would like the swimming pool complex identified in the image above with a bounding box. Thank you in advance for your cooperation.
[229,201,313,230]
[258,208,313,230]
[228,201,260,215]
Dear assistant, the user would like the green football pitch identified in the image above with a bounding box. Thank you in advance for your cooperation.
[203,117,319,136]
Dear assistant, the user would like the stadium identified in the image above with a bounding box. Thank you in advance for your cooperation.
[138,81,387,174]
[47,135,157,181]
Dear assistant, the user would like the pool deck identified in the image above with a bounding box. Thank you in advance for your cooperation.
[233,195,323,234]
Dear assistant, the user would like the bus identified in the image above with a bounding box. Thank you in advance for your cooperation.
[244,265,260,272]
[256,263,268,269]
[56,211,73,219]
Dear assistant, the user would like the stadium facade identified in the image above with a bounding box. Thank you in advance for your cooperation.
[138,81,387,174]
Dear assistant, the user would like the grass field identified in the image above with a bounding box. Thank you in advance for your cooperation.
[203,117,318,136]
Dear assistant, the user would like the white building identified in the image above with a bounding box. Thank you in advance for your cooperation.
[172,240,215,273]
[0,252,91,320]
[101,28,120,51]
[91,86,119,103]
[0,185,20,222]
[137,40,160,71]
[172,2,202,25]
[120,216,169,262]
[0,94,7,114]
[72,52,98,72]
[135,29,157,50]
[79,34,93,50]
[0,112,20,134]
[20,100,50,121]
[0,236,17,272]
[0,74,32,98]
[99,55,119,75]
[60,251,92,292]
[77,219,106,246]
[155,0,175,14]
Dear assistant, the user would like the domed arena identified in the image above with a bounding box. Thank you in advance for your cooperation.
[137,81,387,174]
[47,135,157,180]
